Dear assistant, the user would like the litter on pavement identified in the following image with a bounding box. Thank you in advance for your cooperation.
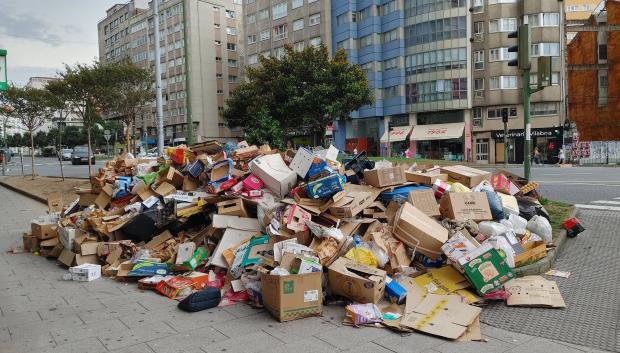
[18,141,574,341]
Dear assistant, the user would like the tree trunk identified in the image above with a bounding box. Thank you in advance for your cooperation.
[126,117,131,156]
[29,129,35,180]
[58,113,65,181]
[87,126,92,177]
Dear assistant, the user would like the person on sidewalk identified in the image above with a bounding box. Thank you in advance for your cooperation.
[533,146,542,165]
[557,148,565,165]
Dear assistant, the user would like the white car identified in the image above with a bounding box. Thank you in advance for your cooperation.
[61,149,73,161]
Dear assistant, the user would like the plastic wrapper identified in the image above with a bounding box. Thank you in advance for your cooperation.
[257,193,282,231]
[323,227,344,242]
[344,247,378,267]
[489,236,515,268]
[472,180,495,193]
[345,303,383,326]
[374,159,393,169]
[527,215,553,243]
[508,214,528,233]
[450,182,471,193]
[269,267,290,276]
[135,161,159,177]
[485,191,505,220]
[137,172,158,186]
[484,289,509,301]
[478,221,510,238]
[219,287,249,306]
[369,242,389,268]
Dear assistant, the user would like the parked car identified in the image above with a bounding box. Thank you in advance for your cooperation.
[71,146,95,165]
[60,148,73,161]
[0,149,10,163]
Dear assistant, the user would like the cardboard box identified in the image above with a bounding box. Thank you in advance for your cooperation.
[327,257,386,304]
[217,199,248,217]
[210,159,233,183]
[78,192,98,206]
[462,247,515,295]
[94,184,113,209]
[260,271,322,322]
[58,248,76,267]
[59,227,77,250]
[392,203,449,260]
[154,182,176,197]
[505,276,565,308]
[47,192,63,213]
[289,147,315,178]
[490,173,511,194]
[31,221,58,240]
[305,174,346,199]
[405,171,448,186]
[514,241,547,267]
[363,166,406,187]
[70,264,101,282]
[440,165,491,188]
[79,242,101,256]
[39,237,59,257]
[162,167,185,187]
[250,154,298,198]
[439,192,492,222]
[23,233,38,252]
[285,204,311,232]
[385,276,407,304]
[76,254,99,266]
[407,189,440,217]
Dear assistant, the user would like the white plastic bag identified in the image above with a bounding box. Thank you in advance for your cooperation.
[508,214,528,234]
[526,215,552,243]
[478,221,510,238]
[489,236,515,268]
[369,242,389,268]
[472,180,495,193]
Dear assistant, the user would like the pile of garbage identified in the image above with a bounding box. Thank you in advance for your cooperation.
[21,141,581,341]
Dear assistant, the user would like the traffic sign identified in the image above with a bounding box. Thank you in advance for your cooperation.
[0,49,7,91]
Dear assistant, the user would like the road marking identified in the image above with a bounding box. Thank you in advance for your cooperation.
[592,200,620,205]
[615,197,620,200]
[575,204,620,211]
[538,181,620,186]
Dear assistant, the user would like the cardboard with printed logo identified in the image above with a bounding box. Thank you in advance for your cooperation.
[327,257,386,304]
[407,189,440,217]
[364,166,406,187]
[260,271,322,322]
[439,192,492,222]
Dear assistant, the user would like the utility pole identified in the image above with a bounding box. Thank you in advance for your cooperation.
[502,108,509,166]
[1,49,8,176]
[387,118,394,158]
[153,0,165,157]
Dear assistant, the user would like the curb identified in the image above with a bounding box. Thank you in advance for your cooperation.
[0,179,47,204]
[514,206,578,277]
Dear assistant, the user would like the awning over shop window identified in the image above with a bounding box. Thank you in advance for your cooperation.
[410,122,465,141]
[380,126,413,143]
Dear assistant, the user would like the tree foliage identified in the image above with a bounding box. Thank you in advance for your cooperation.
[223,45,372,146]
[243,107,285,150]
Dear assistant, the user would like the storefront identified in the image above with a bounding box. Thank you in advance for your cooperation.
[380,126,413,157]
[491,127,562,164]
[410,122,465,161]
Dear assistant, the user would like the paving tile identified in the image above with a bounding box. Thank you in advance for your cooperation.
[0,310,41,329]
[372,331,446,353]
[8,314,84,340]
[147,326,228,353]
[78,301,149,324]
[340,341,398,353]
[38,336,108,353]
[212,311,274,337]
[38,299,107,321]
[261,316,337,344]
[260,336,337,353]
[481,325,536,346]
[1,332,56,352]
[0,326,10,342]
[109,343,157,353]
[505,337,587,353]
[314,325,392,350]
[221,303,265,318]
[434,336,516,353]
[319,304,347,327]
[202,330,284,353]
[51,318,127,345]
[97,321,177,351]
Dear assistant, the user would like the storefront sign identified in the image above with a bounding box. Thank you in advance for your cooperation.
[491,127,559,140]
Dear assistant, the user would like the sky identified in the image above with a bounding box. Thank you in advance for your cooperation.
[0,0,122,86]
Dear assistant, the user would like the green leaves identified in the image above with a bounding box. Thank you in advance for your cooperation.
[223,45,372,146]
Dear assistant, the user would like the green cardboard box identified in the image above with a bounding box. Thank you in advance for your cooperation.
[462,247,515,295]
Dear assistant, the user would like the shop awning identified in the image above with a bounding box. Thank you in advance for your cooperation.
[410,122,465,141]
[380,126,413,143]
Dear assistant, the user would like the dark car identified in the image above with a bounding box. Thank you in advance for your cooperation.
[71,146,95,165]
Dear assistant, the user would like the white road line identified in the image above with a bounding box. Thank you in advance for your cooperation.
[592,200,620,205]
[614,197,620,200]
[575,204,620,211]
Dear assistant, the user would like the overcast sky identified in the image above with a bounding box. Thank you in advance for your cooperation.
[0,0,122,86]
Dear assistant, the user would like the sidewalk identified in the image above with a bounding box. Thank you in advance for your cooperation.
[0,185,612,353]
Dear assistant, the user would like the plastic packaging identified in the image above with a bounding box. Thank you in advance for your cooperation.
[526,215,553,243]
[369,242,389,267]
[508,214,528,233]
[472,180,495,193]
[323,227,344,242]
[374,159,393,169]
[478,221,510,238]
[344,247,379,267]
[345,303,383,326]
[485,191,505,220]
[489,236,515,268]
[257,193,282,230]
[450,183,471,193]
[270,267,290,276]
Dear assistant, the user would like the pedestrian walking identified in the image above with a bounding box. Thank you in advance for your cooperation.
[557,148,565,165]
[533,146,542,165]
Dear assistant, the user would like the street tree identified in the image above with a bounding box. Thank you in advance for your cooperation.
[46,78,73,180]
[0,86,54,179]
[102,60,155,154]
[223,45,372,147]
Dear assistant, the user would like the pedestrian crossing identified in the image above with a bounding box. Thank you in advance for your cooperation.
[576,197,620,211]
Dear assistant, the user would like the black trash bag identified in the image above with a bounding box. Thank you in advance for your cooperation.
[516,196,550,221]
[178,287,221,312]
[120,212,157,243]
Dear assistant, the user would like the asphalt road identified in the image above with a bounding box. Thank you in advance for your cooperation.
[3,157,620,204]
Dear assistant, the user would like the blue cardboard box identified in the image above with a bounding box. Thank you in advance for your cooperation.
[305,174,346,199]
[385,276,407,304]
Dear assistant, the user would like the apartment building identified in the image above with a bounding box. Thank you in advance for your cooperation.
[470,0,565,164]
[566,0,602,41]
[98,0,243,145]
[242,0,332,66]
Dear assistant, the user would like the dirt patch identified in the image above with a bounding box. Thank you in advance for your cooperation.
[1,176,90,204]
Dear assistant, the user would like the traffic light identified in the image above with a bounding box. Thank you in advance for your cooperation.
[507,25,530,70]
[501,108,509,123]
[537,56,552,88]
[388,121,394,131]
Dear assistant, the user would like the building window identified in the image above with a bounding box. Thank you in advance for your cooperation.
[473,0,483,13]
[380,0,396,16]
[309,37,321,48]
[292,0,303,8]
[259,8,269,20]
[405,78,467,104]
[531,43,560,57]
[358,6,372,22]
[474,50,484,70]
[473,108,483,127]
[225,10,236,19]
[405,47,467,75]
[383,29,398,44]
[216,73,223,78]
[308,0,318,3]
[489,18,517,33]
[274,47,285,58]
[246,0,255,4]
[488,106,517,119]
[336,13,349,26]
[599,44,608,61]
[405,0,466,16]
[228,59,237,67]
[227,43,236,51]
[405,16,466,46]
[359,34,374,48]
[217,90,224,95]
[293,18,304,31]
[531,103,558,116]
[384,86,399,99]
[248,54,258,64]
[247,13,256,24]
[226,27,237,35]
[489,47,516,62]
[247,34,256,44]
[527,13,559,27]
[474,78,484,98]
[384,57,398,70]
[261,50,271,58]
[272,2,287,20]
[599,71,608,106]
[273,24,288,41]
[260,29,270,41]
[294,41,305,51]
[309,13,321,26]
[473,21,484,39]
[490,76,517,90]
[228,75,238,83]
[216,57,222,62]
